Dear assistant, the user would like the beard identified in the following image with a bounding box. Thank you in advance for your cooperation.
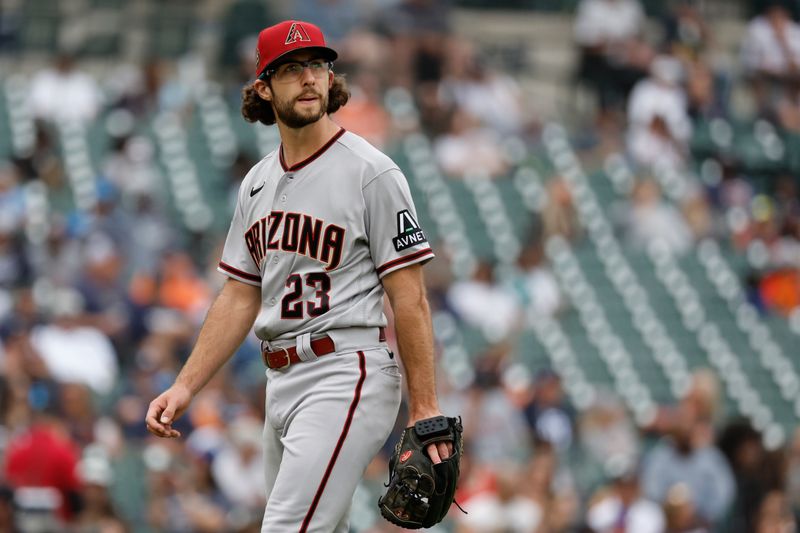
[272,90,328,129]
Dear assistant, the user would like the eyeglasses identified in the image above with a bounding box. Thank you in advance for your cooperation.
[261,59,332,84]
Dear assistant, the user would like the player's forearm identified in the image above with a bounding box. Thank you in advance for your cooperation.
[174,279,261,396]
[392,292,440,421]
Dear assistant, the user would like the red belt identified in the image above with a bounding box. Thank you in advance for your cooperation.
[262,328,386,369]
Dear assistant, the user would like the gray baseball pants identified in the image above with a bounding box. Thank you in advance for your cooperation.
[260,329,401,532]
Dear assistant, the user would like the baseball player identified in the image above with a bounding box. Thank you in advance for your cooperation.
[145,20,454,532]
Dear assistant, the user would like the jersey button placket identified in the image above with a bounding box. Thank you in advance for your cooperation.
[271,182,287,310]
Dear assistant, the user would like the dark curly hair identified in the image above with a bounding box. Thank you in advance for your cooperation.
[241,74,350,126]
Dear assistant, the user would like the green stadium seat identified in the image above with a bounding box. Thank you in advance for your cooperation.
[147,7,195,58]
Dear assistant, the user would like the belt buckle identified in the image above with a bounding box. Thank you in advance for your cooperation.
[270,346,291,370]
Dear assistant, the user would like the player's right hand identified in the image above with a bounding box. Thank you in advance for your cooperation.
[145,384,193,438]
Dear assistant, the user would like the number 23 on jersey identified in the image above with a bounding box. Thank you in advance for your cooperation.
[280,272,331,319]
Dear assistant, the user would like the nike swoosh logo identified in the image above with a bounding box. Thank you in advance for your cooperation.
[250,183,265,197]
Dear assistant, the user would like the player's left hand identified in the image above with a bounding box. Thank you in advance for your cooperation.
[426,439,454,464]
[409,412,454,464]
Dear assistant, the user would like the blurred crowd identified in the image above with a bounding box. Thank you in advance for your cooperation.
[575,0,800,316]
[0,0,799,531]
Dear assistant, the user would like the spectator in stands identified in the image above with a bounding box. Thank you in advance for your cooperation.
[0,486,14,533]
[151,60,189,115]
[626,55,692,169]
[74,233,139,350]
[578,392,640,480]
[685,57,727,121]
[102,135,161,202]
[59,382,97,447]
[115,59,195,117]
[124,194,175,276]
[771,175,800,267]
[10,121,62,185]
[662,483,709,533]
[377,0,453,89]
[0,163,24,231]
[758,267,800,316]
[527,444,580,531]
[29,288,119,396]
[28,217,84,288]
[447,260,520,342]
[683,190,714,243]
[574,0,653,114]
[3,380,82,524]
[641,401,735,527]
[663,2,729,121]
[764,83,800,134]
[754,491,797,533]
[332,70,391,149]
[0,165,28,290]
[227,153,260,212]
[718,419,785,533]
[741,0,800,120]
[663,0,711,56]
[438,38,528,136]
[144,442,229,532]
[586,466,665,533]
[291,0,364,44]
[513,243,562,318]
[434,107,510,179]
[682,368,722,425]
[788,428,800,513]
[210,415,266,513]
[623,180,694,254]
[0,212,31,290]
[541,177,581,241]
[0,296,46,421]
[74,447,127,533]
[451,448,495,508]
[523,369,575,453]
[0,0,21,52]
[441,344,532,464]
[29,54,102,124]
[218,0,274,73]
[647,369,721,452]
[155,251,213,324]
[456,464,544,533]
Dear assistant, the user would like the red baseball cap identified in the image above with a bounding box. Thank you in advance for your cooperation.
[255,20,338,79]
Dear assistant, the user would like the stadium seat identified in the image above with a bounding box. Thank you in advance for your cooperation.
[20,0,60,52]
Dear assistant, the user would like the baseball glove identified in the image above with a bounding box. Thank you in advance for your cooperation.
[378,415,463,529]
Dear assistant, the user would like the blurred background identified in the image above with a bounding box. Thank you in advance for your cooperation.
[0,0,799,531]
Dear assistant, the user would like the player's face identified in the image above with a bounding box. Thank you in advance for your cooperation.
[266,51,332,129]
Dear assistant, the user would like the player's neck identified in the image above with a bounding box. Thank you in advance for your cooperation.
[278,117,342,169]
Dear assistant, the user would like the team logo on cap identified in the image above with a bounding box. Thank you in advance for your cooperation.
[285,23,311,45]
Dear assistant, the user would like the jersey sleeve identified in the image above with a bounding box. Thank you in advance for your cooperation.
[217,198,262,286]
[363,168,434,279]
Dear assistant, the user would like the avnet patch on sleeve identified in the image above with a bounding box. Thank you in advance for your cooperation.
[392,210,428,251]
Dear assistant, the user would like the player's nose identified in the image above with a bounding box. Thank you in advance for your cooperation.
[300,66,317,85]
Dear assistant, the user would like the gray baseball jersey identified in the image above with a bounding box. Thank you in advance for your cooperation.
[217,128,434,342]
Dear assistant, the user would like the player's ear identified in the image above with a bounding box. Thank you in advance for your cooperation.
[254,79,272,101]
